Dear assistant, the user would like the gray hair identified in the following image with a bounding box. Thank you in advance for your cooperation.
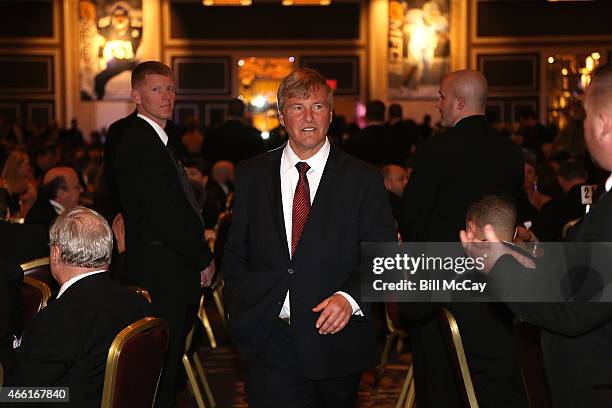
[49,206,113,268]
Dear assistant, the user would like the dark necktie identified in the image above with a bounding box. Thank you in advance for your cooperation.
[291,162,311,257]
[166,141,205,228]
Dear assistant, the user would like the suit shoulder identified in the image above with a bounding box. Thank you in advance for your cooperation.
[335,149,382,178]
[236,147,282,173]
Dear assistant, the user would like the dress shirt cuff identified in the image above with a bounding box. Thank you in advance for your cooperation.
[335,291,364,316]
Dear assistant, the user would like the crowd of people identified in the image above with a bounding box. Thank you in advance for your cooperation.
[1,59,610,408]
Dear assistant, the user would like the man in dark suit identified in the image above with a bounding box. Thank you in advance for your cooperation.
[223,68,396,407]
[532,160,587,241]
[0,188,48,265]
[25,166,84,231]
[114,61,213,407]
[204,98,265,165]
[100,110,137,221]
[382,164,409,224]
[8,207,148,407]
[399,69,526,407]
[462,63,612,408]
[344,100,401,166]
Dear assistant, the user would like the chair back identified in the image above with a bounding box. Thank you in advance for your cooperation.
[127,286,152,303]
[21,276,52,327]
[561,218,580,239]
[438,307,479,408]
[20,257,59,296]
[513,321,552,408]
[101,317,169,408]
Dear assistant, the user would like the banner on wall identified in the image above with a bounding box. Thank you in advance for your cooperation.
[388,0,450,99]
[79,0,142,101]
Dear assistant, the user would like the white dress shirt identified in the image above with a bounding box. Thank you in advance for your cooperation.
[278,138,362,319]
[49,199,64,215]
[138,113,169,146]
[56,270,107,299]
[605,173,612,192]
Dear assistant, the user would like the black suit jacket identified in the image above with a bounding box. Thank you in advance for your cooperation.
[400,115,524,242]
[223,144,396,380]
[24,197,57,232]
[9,273,148,407]
[344,124,401,167]
[0,220,48,264]
[532,184,586,241]
[114,117,212,300]
[0,259,23,368]
[492,189,612,408]
[100,110,137,221]
[398,115,527,408]
[204,119,265,165]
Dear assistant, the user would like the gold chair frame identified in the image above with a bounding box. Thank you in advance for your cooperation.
[127,286,216,407]
[20,257,51,272]
[101,317,169,408]
[438,307,479,408]
[183,323,216,408]
[23,276,52,311]
[127,286,152,303]
[198,293,217,349]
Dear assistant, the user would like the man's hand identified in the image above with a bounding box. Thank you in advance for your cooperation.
[312,294,352,335]
[112,213,126,254]
[200,262,215,287]
[460,225,535,272]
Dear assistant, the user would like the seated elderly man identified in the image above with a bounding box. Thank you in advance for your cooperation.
[25,166,83,231]
[8,207,149,407]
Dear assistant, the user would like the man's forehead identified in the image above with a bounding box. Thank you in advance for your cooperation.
[285,86,328,102]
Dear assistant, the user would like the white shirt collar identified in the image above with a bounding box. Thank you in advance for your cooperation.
[49,199,64,215]
[281,138,330,176]
[606,173,612,192]
[56,270,107,299]
[137,113,168,146]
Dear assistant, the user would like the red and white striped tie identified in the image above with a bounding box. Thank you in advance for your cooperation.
[291,162,311,257]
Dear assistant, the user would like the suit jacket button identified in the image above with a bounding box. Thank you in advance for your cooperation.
[287,267,294,274]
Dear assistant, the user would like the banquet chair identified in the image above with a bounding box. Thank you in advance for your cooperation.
[376,302,409,382]
[101,317,169,408]
[513,320,552,408]
[198,293,217,349]
[20,257,59,296]
[21,276,51,327]
[183,322,216,408]
[438,307,479,408]
[561,218,580,240]
[127,286,152,303]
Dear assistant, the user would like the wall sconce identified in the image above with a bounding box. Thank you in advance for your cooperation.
[203,0,251,6]
[282,0,331,6]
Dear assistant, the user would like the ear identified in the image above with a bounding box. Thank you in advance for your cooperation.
[278,110,285,127]
[329,110,333,124]
[131,88,141,105]
[466,220,477,233]
[50,245,61,266]
[599,110,612,142]
[456,97,466,111]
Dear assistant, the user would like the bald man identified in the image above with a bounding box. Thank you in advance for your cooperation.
[398,69,527,407]
[25,166,83,231]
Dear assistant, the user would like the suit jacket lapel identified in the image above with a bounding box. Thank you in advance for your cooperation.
[265,148,290,259]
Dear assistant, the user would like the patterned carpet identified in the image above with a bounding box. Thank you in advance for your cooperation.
[176,302,413,408]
